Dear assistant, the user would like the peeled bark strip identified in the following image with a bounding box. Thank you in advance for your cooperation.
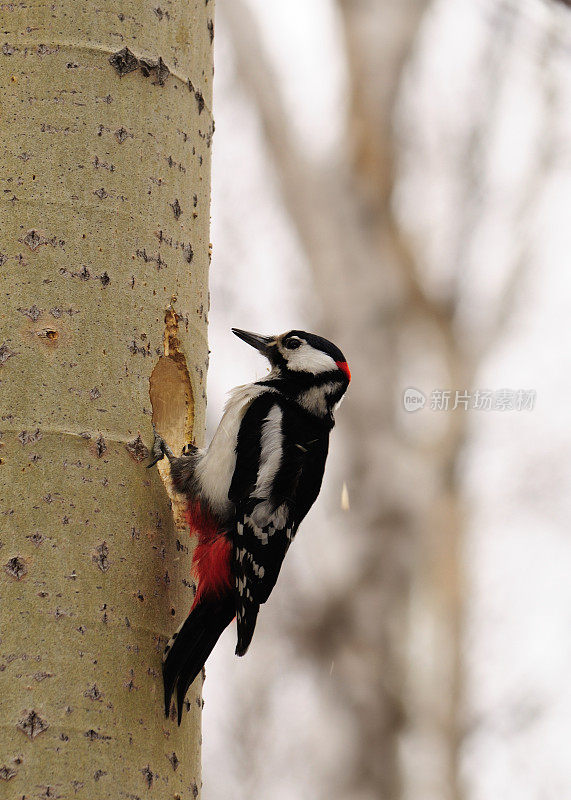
[0,1,214,797]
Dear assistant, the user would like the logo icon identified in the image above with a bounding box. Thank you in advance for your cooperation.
[403,387,426,412]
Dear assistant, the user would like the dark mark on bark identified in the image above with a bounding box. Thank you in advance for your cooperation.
[155,57,169,85]
[166,155,186,174]
[49,307,79,318]
[27,531,45,546]
[99,271,110,286]
[90,387,101,400]
[170,198,182,219]
[94,435,107,458]
[17,304,41,321]
[141,766,154,789]
[37,43,59,56]
[192,781,199,798]
[140,56,170,86]
[17,710,48,739]
[109,47,139,76]
[93,155,114,172]
[188,80,205,114]
[93,542,110,572]
[136,248,167,270]
[167,751,179,771]
[182,243,193,263]
[0,766,16,781]
[94,769,107,781]
[5,556,27,580]
[139,57,156,77]
[19,429,42,445]
[93,187,108,200]
[84,729,111,741]
[125,435,148,462]
[129,340,151,356]
[24,230,42,250]
[0,253,6,265]
[110,47,170,86]
[2,43,15,56]
[115,126,131,143]
[33,671,53,682]
[84,684,103,701]
[0,344,15,365]
[207,19,214,44]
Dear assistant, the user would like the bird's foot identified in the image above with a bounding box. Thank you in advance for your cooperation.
[147,426,175,468]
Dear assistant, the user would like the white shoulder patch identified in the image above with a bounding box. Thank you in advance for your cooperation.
[252,405,283,499]
[195,383,272,516]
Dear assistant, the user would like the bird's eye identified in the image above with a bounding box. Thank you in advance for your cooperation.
[284,338,301,350]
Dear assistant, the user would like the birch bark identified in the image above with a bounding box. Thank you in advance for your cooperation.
[0,2,214,797]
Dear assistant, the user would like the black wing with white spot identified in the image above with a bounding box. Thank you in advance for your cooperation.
[233,500,296,655]
[229,394,330,656]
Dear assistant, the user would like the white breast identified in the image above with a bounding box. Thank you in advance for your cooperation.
[194,383,267,516]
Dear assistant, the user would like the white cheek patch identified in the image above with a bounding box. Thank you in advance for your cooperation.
[285,343,337,373]
[195,384,267,515]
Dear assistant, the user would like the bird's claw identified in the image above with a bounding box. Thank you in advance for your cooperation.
[147,425,172,468]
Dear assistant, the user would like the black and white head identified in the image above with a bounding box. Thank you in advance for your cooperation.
[232,328,351,418]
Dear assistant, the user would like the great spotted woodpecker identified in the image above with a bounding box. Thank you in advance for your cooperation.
[149,328,350,723]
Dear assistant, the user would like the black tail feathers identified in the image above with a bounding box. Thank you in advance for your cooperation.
[235,603,259,657]
[163,596,234,725]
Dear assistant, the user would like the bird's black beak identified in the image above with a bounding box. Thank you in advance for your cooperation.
[232,328,275,358]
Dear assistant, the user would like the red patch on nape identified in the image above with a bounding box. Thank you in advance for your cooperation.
[336,360,351,382]
[185,500,232,609]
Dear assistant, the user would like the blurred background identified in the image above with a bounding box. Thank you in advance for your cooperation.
[203,1,571,798]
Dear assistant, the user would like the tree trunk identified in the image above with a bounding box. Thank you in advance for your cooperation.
[0,2,214,797]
